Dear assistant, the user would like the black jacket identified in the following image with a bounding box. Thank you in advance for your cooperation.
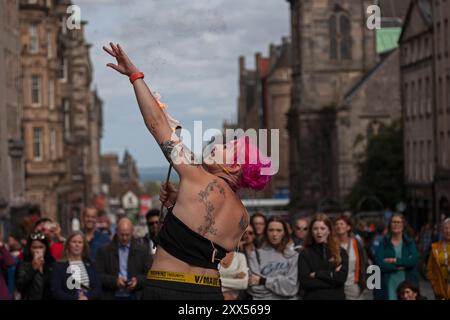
[51,260,102,300]
[298,243,349,300]
[95,238,151,300]
[15,261,53,300]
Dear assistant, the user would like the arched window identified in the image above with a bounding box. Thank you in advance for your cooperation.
[329,12,352,60]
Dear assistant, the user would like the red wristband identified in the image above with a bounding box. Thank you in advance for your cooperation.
[129,72,144,84]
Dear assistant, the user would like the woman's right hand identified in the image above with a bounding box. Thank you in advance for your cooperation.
[160,182,178,208]
[103,43,139,77]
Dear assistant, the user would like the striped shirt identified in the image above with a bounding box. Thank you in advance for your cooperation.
[69,260,90,289]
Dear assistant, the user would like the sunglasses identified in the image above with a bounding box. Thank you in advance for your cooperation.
[148,221,160,226]
[295,227,308,231]
[30,233,46,240]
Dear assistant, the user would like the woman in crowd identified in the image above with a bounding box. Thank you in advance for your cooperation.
[374,213,419,300]
[396,280,427,300]
[247,216,298,300]
[15,233,55,300]
[219,251,248,300]
[334,215,368,300]
[51,231,102,300]
[0,239,15,300]
[250,213,267,249]
[298,213,348,300]
[238,225,256,257]
[427,217,450,300]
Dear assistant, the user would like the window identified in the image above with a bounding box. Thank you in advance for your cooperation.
[64,99,71,140]
[329,12,352,60]
[445,19,449,54]
[447,76,450,113]
[329,15,337,60]
[406,141,411,179]
[31,75,41,105]
[413,142,417,181]
[59,55,68,81]
[439,77,443,114]
[33,128,42,161]
[28,0,38,4]
[418,79,423,117]
[441,132,446,166]
[29,25,39,54]
[48,80,54,110]
[50,128,56,160]
[426,77,431,115]
[420,141,425,181]
[47,32,52,58]
[437,22,441,57]
[404,82,409,118]
[428,140,433,181]
[411,81,416,117]
[61,16,67,35]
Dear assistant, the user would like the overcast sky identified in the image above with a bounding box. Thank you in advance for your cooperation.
[73,0,290,168]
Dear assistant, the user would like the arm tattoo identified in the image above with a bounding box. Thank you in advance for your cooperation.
[197,180,226,236]
[159,139,198,166]
[160,140,176,165]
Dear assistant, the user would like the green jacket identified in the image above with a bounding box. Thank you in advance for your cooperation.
[374,234,419,300]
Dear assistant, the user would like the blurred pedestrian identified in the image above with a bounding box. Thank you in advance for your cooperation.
[335,215,368,300]
[33,218,64,261]
[396,280,427,300]
[292,216,309,252]
[0,239,15,300]
[427,218,450,300]
[374,213,419,300]
[219,251,248,300]
[142,209,161,257]
[82,207,110,262]
[96,218,151,300]
[247,216,298,300]
[298,213,348,300]
[239,225,256,256]
[15,233,55,300]
[250,213,267,249]
[51,231,102,300]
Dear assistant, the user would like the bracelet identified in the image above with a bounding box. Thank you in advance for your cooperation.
[129,72,144,84]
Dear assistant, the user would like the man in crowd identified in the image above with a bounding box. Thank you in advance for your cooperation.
[82,207,110,262]
[96,217,151,300]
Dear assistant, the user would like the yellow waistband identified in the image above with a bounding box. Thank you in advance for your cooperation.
[147,270,222,287]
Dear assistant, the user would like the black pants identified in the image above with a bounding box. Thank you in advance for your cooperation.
[142,279,224,300]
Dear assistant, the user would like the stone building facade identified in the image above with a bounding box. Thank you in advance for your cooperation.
[286,0,407,213]
[0,0,27,236]
[19,0,102,232]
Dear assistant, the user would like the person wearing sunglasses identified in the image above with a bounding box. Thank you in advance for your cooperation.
[142,209,161,257]
[292,216,309,252]
[15,233,55,300]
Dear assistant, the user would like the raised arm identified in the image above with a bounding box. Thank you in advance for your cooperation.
[103,43,200,177]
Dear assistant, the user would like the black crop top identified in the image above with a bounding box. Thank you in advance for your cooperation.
[155,208,228,270]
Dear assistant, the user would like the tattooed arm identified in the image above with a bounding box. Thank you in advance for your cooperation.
[104,43,199,176]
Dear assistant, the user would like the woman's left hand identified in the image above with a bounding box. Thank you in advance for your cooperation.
[103,43,139,77]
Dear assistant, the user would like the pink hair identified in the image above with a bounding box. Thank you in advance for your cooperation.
[233,136,273,191]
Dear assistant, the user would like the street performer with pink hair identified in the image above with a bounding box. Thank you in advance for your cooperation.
[103,43,274,299]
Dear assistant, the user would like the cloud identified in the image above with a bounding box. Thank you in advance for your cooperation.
[79,0,289,167]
